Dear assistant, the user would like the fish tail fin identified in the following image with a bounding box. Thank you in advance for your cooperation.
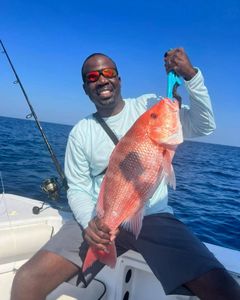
[82,247,98,272]
[82,243,117,272]
[97,242,117,268]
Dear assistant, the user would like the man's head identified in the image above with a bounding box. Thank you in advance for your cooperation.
[82,53,123,115]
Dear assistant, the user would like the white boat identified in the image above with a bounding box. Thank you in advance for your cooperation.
[0,193,240,300]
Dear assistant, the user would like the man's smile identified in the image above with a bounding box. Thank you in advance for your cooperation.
[97,86,113,97]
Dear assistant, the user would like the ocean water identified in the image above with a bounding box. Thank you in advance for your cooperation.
[0,116,239,251]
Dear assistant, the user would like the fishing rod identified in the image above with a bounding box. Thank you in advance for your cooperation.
[0,40,68,203]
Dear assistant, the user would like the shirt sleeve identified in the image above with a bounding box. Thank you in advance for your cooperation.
[64,133,94,229]
[180,68,216,138]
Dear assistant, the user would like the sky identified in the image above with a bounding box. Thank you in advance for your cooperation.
[1,0,240,147]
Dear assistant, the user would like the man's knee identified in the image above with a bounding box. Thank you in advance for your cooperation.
[11,250,79,300]
[11,262,43,300]
[185,268,240,300]
[13,264,31,287]
[12,259,46,291]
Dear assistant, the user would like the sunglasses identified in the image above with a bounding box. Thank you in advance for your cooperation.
[84,68,118,83]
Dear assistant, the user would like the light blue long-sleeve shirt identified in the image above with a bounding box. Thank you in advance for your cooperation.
[65,69,216,229]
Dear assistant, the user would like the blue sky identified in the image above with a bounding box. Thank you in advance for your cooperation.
[1,0,240,147]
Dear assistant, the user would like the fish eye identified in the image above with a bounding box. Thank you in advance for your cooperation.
[150,113,158,119]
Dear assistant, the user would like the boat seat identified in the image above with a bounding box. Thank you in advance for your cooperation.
[0,223,53,273]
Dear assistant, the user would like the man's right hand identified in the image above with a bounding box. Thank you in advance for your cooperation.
[84,217,112,252]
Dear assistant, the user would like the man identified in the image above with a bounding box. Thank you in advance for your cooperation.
[11,48,240,300]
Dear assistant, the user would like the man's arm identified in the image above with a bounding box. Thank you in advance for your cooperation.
[181,69,216,138]
[164,47,216,138]
[65,133,115,251]
[65,134,94,229]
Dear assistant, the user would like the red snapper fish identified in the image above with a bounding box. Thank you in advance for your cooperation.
[82,97,183,272]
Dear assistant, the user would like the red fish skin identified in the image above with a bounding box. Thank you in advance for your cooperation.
[82,98,183,272]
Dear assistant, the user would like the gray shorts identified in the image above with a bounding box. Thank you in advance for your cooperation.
[42,213,224,295]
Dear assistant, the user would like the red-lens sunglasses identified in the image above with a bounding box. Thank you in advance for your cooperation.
[84,68,118,83]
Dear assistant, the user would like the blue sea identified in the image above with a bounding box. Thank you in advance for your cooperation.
[0,116,239,251]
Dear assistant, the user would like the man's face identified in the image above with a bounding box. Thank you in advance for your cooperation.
[82,55,122,109]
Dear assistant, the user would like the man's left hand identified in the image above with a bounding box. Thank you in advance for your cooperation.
[164,47,197,81]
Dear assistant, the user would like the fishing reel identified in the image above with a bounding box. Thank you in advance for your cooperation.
[32,177,62,215]
[41,177,60,200]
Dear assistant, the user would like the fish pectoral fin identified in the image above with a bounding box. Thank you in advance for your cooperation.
[163,149,176,189]
[122,209,144,238]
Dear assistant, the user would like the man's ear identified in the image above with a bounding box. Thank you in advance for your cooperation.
[118,76,121,83]
[83,83,88,95]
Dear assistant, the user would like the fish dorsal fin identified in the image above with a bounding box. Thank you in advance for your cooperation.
[96,176,107,218]
[121,208,145,238]
[162,148,176,190]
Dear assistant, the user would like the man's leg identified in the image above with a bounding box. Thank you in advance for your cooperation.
[132,213,240,298]
[185,268,240,300]
[11,250,79,300]
[10,220,95,300]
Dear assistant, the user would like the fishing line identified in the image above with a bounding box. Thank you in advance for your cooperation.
[0,171,5,194]
[0,171,6,215]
